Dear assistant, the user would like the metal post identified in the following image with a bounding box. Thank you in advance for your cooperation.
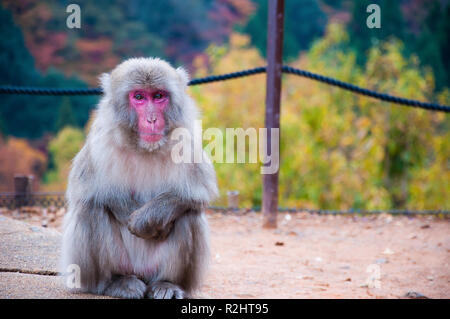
[262,0,284,228]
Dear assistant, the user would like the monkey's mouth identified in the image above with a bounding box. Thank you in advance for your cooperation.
[140,132,164,143]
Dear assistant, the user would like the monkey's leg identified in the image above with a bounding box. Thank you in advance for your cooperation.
[104,275,147,299]
[62,203,137,297]
[144,213,209,299]
[147,281,186,299]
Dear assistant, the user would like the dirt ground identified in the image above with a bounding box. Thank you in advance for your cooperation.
[1,207,449,299]
[202,211,449,299]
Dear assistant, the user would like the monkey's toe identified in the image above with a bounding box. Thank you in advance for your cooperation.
[104,275,147,299]
[147,281,186,299]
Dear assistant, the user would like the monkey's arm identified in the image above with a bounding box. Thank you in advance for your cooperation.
[127,192,204,240]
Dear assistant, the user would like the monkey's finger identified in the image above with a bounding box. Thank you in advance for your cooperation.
[158,221,175,238]
[173,289,185,299]
[162,288,174,299]
[160,226,173,239]
[151,227,171,241]
[153,287,168,299]
[151,287,161,299]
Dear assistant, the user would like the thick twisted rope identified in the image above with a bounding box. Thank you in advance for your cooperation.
[282,66,450,112]
[0,65,449,112]
[0,86,103,95]
[188,67,266,85]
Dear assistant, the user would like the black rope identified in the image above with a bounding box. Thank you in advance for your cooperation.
[0,86,102,95]
[0,65,449,112]
[0,67,266,96]
[282,66,450,113]
[188,67,266,85]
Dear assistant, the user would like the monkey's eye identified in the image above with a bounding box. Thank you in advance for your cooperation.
[153,92,165,100]
[134,93,145,100]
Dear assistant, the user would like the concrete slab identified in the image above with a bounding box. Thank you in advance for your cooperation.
[0,272,107,299]
[0,216,109,298]
[0,215,60,274]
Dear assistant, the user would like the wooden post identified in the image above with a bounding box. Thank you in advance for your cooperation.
[227,190,240,210]
[14,175,33,208]
[262,0,284,228]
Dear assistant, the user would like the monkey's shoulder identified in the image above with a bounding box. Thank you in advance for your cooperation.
[69,144,95,182]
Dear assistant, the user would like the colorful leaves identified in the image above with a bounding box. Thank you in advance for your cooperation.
[192,26,449,210]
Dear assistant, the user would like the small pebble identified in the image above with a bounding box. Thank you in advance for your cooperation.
[404,291,429,299]
[29,226,41,232]
[375,258,388,264]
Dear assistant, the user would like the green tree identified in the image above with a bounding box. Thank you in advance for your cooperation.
[0,6,97,138]
[413,1,450,89]
[348,0,405,65]
[43,126,85,189]
[0,6,40,137]
[192,25,449,210]
[239,0,326,60]
[55,97,77,131]
[346,0,450,90]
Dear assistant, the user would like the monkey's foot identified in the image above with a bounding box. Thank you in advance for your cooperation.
[147,281,186,299]
[104,275,147,299]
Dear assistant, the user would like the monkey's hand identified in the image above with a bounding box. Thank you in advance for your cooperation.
[127,208,175,241]
[127,193,198,241]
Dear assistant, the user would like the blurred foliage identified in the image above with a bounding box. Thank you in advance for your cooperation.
[0,136,47,192]
[2,0,255,84]
[191,34,266,207]
[191,25,449,210]
[1,0,449,139]
[239,0,450,90]
[0,6,97,138]
[347,0,450,90]
[42,126,85,190]
[55,97,77,132]
[0,1,448,210]
[239,0,326,61]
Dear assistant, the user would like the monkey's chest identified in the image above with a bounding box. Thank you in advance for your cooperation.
[105,189,147,224]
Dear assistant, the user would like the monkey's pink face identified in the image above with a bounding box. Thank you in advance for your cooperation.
[128,89,169,143]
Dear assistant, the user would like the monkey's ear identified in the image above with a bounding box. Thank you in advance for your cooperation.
[176,67,190,86]
[99,73,111,94]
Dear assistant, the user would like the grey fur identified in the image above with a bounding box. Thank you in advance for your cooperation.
[105,275,147,299]
[61,58,218,299]
[127,192,204,241]
[147,281,185,299]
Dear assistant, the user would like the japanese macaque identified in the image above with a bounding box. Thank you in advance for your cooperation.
[61,58,218,299]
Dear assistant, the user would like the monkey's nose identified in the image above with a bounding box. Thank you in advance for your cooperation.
[147,114,157,124]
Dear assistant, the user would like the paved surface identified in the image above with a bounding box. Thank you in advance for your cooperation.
[0,272,108,299]
[1,213,449,299]
[0,216,103,299]
[0,216,60,274]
